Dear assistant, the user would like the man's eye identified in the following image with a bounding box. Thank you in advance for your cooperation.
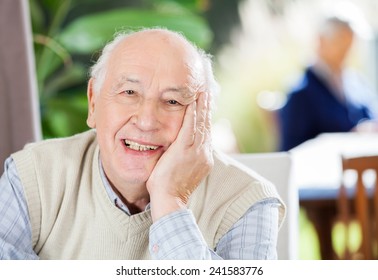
[123,90,135,95]
[167,100,180,105]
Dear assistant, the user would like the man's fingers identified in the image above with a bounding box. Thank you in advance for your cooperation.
[176,91,211,148]
[203,91,212,144]
[194,92,210,145]
[177,100,196,146]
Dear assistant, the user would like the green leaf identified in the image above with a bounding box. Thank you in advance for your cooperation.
[43,63,87,97]
[42,93,89,138]
[29,0,45,33]
[58,8,212,54]
[35,46,64,93]
[149,0,200,12]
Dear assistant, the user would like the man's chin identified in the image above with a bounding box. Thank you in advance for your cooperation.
[114,159,157,187]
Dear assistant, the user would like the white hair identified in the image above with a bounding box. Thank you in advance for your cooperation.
[89,28,220,106]
[317,1,372,40]
[317,16,354,39]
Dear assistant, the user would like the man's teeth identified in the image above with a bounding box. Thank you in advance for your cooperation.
[124,140,159,151]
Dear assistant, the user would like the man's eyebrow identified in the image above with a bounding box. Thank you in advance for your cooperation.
[117,76,140,85]
[123,77,140,84]
[110,76,140,93]
[164,86,196,99]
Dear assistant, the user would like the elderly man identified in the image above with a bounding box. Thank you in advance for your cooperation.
[0,28,285,259]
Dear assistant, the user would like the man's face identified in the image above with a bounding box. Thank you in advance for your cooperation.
[321,27,354,67]
[87,32,200,189]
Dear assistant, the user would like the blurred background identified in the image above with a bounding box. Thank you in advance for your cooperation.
[4,0,378,259]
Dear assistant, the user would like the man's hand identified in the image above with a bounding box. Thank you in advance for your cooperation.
[353,119,378,133]
[147,92,214,222]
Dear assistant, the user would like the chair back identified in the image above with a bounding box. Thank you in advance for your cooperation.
[231,152,298,259]
[338,154,378,259]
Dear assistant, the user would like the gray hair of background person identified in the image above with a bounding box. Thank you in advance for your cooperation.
[318,16,354,38]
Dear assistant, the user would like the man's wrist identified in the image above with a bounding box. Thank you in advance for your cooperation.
[150,194,187,222]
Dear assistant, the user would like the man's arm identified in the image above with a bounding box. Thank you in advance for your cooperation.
[279,91,313,151]
[0,157,38,260]
[215,198,280,259]
[149,198,280,259]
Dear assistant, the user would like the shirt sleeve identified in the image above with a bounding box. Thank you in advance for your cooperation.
[149,198,280,260]
[215,198,280,259]
[0,157,38,260]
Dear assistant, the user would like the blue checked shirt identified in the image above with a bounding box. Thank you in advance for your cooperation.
[0,156,280,260]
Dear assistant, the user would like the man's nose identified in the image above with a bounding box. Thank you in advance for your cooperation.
[133,99,160,131]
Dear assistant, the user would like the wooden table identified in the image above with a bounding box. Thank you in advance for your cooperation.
[290,132,378,259]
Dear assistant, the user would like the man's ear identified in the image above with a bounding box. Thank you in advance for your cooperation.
[86,78,97,128]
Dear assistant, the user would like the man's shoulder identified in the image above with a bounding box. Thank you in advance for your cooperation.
[210,150,274,190]
[12,130,97,163]
[22,130,96,152]
[288,67,322,92]
[189,151,282,247]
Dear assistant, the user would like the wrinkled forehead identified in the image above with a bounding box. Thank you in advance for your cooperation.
[107,31,204,90]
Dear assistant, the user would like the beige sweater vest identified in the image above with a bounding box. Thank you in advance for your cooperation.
[12,130,285,259]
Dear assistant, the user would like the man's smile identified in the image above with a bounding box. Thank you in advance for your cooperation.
[124,139,159,151]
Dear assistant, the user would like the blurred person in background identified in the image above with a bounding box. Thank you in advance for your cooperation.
[278,15,378,151]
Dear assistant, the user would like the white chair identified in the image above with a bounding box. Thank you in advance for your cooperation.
[231,152,298,260]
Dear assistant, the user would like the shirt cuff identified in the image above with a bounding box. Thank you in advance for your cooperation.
[149,209,211,259]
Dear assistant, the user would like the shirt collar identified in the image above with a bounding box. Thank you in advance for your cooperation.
[311,59,346,103]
